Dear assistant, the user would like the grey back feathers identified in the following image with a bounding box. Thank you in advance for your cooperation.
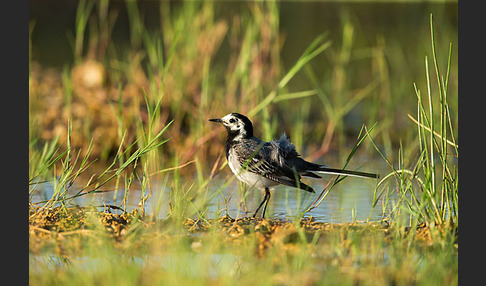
[228,131,318,192]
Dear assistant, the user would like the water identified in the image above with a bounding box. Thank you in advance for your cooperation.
[206,176,388,223]
[30,253,240,279]
[30,160,394,223]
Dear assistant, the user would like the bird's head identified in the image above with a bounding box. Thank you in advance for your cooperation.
[209,113,254,140]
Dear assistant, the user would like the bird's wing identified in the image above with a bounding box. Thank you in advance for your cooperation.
[234,141,314,192]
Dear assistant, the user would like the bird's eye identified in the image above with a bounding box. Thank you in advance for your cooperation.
[229,118,236,123]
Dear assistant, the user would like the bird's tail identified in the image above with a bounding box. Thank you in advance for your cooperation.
[314,167,379,179]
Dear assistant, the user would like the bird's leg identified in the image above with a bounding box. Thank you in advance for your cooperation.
[252,187,271,218]
[261,188,271,218]
[252,195,266,218]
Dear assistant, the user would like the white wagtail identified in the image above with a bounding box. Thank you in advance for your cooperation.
[209,113,378,218]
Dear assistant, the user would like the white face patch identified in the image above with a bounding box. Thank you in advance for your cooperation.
[220,113,233,121]
[221,114,246,134]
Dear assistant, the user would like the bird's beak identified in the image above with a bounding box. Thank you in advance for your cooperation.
[209,118,222,123]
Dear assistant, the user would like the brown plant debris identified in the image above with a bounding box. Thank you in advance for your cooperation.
[29,205,456,257]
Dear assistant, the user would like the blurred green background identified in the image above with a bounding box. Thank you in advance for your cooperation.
[29,0,458,171]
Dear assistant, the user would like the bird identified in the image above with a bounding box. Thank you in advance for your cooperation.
[209,112,378,218]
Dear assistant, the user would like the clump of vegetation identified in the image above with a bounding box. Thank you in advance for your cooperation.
[370,15,458,229]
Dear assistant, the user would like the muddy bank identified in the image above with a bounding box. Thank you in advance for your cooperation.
[29,205,455,257]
